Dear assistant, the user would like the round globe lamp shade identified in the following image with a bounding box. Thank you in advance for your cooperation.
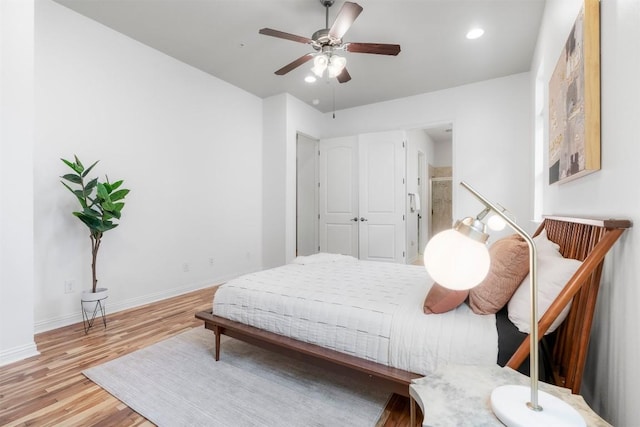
[487,214,507,231]
[423,229,491,290]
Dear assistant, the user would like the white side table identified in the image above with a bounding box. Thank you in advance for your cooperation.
[409,364,611,427]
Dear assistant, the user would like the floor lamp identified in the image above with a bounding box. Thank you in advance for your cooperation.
[423,181,585,427]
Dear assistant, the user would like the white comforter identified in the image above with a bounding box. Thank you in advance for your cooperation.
[212,254,498,375]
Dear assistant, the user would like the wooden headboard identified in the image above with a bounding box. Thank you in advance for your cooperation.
[506,215,632,393]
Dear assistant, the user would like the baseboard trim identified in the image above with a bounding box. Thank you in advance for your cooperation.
[34,272,249,334]
[0,341,40,367]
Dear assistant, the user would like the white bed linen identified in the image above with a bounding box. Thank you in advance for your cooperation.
[212,255,498,375]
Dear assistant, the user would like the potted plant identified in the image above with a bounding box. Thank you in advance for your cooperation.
[60,155,130,314]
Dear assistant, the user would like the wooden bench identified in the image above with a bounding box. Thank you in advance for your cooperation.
[507,216,632,393]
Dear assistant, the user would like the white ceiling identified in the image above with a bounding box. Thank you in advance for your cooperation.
[52,0,545,114]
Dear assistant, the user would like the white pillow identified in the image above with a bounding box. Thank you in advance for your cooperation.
[507,231,582,334]
[534,229,561,256]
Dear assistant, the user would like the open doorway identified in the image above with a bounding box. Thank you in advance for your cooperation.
[406,123,453,265]
[430,176,452,236]
[296,133,319,256]
[297,124,452,263]
[424,126,453,239]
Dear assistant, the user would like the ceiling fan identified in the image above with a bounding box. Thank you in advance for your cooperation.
[259,0,401,83]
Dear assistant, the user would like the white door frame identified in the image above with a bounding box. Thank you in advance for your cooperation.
[417,150,427,254]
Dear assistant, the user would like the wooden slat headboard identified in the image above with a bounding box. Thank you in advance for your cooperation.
[506,215,632,393]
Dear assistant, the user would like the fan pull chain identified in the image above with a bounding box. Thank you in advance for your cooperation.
[332,85,336,119]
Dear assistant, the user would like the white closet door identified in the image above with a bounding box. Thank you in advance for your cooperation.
[319,137,359,257]
[358,131,406,263]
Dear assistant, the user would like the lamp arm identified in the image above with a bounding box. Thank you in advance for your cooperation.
[460,181,541,410]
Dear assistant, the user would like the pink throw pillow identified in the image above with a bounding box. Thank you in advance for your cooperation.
[424,282,469,314]
[468,235,530,314]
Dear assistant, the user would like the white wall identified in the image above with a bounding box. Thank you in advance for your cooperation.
[0,0,40,366]
[532,1,640,424]
[263,93,323,268]
[262,94,287,268]
[32,0,264,331]
[433,140,452,167]
[320,73,534,239]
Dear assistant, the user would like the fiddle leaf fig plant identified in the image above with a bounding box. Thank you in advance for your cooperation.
[61,155,130,293]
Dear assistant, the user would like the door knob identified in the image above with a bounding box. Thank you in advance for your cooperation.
[360,217,368,222]
[350,217,358,222]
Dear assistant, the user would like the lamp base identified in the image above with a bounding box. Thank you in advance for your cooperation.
[491,385,585,427]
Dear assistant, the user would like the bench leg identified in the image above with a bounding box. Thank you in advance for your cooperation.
[214,325,221,361]
[410,395,416,426]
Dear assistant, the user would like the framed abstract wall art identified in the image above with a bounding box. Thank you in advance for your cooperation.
[548,0,600,184]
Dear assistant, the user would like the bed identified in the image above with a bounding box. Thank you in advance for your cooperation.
[196,216,631,397]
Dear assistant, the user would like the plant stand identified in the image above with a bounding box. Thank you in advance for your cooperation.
[81,296,107,334]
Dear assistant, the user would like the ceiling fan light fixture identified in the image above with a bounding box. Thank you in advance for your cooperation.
[259,1,398,84]
[311,54,329,77]
[311,64,325,77]
[327,55,347,78]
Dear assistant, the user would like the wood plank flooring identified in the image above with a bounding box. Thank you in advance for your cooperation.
[0,286,419,426]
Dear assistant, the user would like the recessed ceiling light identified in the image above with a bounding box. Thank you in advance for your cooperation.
[466,28,485,40]
[312,99,320,105]
[305,75,317,83]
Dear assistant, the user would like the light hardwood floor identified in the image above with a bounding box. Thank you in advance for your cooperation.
[0,287,415,426]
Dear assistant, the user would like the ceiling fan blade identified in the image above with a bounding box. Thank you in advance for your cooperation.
[345,42,401,56]
[328,2,363,40]
[336,68,351,83]
[259,28,313,45]
[275,53,315,75]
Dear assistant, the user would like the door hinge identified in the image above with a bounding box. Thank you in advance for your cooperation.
[403,215,405,221]
[318,150,320,156]
[402,178,405,184]
[318,214,320,219]
[403,251,405,258]
[318,182,320,188]
[402,141,405,148]
[318,245,321,251]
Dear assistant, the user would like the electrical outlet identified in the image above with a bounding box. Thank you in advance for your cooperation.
[64,280,75,294]
[209,258,214,267]
[182,262,190,273]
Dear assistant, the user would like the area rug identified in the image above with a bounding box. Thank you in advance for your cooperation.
[83,327,389,426]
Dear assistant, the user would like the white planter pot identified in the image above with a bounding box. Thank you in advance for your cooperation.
[81,287,108,313]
